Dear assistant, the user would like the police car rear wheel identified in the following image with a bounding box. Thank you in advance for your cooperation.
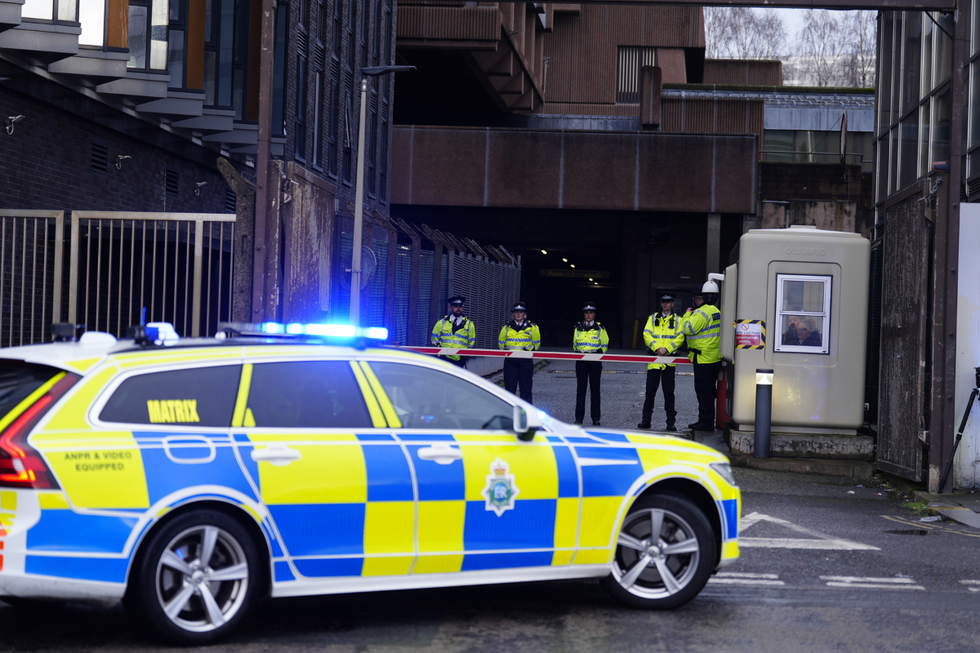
[129,510,259,644]
[601,493,714,609]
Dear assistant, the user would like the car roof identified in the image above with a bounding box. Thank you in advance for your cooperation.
[0,334,416,375]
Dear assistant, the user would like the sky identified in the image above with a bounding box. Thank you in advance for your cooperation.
[774,8,807,40]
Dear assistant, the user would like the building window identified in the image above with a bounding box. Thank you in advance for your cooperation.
[312,71,323,168]
[296,55,308,161]
[616,46,656,104]
[774,274,831,355]
[79,0,105,46]
[204,0,235,108]
[272,2,287,136]
[128,0,169,72]
[328,63,340,176]
[168,0,186,89]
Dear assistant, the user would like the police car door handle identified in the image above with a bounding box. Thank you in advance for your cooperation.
[417,445,462,465]
[250,445,302,466]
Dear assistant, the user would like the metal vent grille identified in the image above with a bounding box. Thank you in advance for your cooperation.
[967,176,980,199]
[91,142,108,174]
[166,170,179,197]
[617,46,657,104]
[298,30,308,58]
[314,43,325,71]
[225,190,237,213]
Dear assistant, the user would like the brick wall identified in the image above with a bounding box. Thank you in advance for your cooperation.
[0,87,241,213]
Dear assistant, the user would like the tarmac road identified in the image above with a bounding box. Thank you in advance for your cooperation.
[3,359,979,651]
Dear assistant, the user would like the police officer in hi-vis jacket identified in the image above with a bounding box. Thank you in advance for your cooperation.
[430,295,476,367]
[572,301,609,426]
[637,292,685,431]
[498,302,541,403]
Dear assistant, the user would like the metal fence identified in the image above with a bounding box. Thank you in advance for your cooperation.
[0,211,65,347]
[448,252,521,348]
[0,210,236,346]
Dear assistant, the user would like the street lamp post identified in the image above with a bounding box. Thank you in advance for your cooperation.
[350,65,415,326]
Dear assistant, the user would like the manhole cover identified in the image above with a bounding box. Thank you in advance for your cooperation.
[883,529,929,536]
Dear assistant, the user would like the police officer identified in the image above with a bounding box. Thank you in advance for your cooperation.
[431,295,476,367]
[684,280,722,430]
[637,292,684,431]
[498,301,541,403]
[573,301,609,426]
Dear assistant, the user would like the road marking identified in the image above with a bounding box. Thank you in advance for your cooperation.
[739,512,881,551]
[820,576,925,590]
[960,580,980,592]
[709,572,785,586]
[740,537,879,550]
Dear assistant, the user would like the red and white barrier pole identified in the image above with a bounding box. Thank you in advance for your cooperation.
[399,346,691,366]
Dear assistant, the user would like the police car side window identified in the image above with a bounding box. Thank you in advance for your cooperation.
[370,362,514,430]
[100,365,241,427]
[246,361,372,428]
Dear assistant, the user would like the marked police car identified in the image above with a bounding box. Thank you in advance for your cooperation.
[0,323,740,643]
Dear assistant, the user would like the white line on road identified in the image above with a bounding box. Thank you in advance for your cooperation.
[709,572,786,586]
[821,576,925,590]
[740,537,880,551]
[959,580,980,592]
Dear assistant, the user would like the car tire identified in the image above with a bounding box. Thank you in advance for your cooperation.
[126,509,260,645]
[601,493,715,610]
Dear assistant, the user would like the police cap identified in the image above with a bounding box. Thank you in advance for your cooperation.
[511,301,527,312]
[448,295,465,306]
[659,292,675,303]
[691,284,704,297]
[582,302,597,312]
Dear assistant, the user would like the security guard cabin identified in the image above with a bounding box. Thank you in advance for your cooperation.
[720,226,872,459]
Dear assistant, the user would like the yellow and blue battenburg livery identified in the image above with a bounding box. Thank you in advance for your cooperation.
[0,323,740,644]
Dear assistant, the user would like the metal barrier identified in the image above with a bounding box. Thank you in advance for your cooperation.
[0,211,65,347]
[69,212,236,338]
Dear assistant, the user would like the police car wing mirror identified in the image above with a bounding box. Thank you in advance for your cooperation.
[513,405,542,441]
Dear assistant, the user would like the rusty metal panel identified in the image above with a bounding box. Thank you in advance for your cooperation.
[704,59,783,86]
[877,197,931,481]
[396,5,501,42]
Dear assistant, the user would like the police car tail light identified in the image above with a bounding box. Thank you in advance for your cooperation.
[0,375,78,490]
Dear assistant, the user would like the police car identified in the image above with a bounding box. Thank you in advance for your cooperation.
[0,323,740,643]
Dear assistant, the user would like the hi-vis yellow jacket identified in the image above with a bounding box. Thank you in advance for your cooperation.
[643,312,685,370]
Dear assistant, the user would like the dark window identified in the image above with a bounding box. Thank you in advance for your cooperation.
[369,362,514,430]
[378,121,388,201]
[368,92,377,195]
[100,365,241,427]
[272,3,287,135]
[332,0,342,58]
[295,55,308,160]
[328,62,340,176]
[203,0,235,107]
[347,0,356,69]
[246,361,372,428]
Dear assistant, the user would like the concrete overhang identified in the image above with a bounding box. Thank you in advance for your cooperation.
[392,125,757,214]
[0,0,23,33]
[0,21,80,64]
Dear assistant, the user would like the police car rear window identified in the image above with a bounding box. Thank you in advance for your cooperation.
[0,361,68,422]
[99,365,241,427]
[246,361,372,428]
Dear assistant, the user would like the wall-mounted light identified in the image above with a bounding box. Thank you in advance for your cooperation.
[588,277,593,281]
[194,181,207,196]
[5,115,23,135]
[115,154,131,170]
[570,264,576,268]
[541,249,547,255]
[562,258,568,262]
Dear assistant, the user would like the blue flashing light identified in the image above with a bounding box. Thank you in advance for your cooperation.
[245,322,385,342]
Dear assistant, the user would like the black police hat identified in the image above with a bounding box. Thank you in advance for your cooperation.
[691,284,704,297]
[511,301,527,312]
[582,302,597,312]
[659,292,675,303]
[448,295,465,305]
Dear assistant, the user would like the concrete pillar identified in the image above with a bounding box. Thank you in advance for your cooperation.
[706,213,721,277]
[640,66,662,130]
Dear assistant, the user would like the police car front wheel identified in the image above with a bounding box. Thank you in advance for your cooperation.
[601,493,715,609]
[126,509,260,644]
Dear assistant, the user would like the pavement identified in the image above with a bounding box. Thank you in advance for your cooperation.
[482,351,980,531]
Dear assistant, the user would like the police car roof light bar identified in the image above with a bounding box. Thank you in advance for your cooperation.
[218,322,388,344]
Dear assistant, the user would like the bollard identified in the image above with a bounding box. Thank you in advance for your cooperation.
[754,369,773,458]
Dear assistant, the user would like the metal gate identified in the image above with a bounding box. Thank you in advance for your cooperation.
[876,201,933,481]
[0,210,236,345]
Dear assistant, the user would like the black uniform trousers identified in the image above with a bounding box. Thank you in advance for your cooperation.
[503,358,534,404]
[575,360,602,423]
[641,366,676,427]
[692,360,721,425]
